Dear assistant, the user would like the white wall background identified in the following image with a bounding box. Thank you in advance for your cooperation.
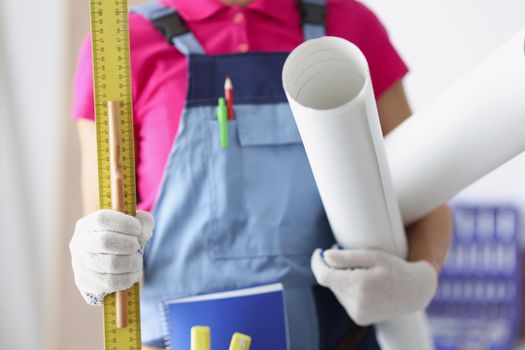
[0,1,523,350]
[0,1,145,349]
[0,0,66,348]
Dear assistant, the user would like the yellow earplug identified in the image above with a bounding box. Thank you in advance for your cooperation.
[191,326,211,350]
[229,332,252,350]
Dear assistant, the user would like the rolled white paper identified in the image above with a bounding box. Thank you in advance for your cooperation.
[282,36,407,258]
[386,28,525,224]
[282,36,433,350]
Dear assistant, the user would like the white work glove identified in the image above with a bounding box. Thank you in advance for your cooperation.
[311,248,438,326]
[70,209,154,306]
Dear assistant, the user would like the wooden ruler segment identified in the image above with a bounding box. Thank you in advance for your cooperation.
[89,0,141,348]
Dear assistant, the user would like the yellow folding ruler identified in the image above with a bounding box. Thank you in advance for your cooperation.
[89,0,142,348]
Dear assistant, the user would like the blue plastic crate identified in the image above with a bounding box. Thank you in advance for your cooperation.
[427,204,522,350]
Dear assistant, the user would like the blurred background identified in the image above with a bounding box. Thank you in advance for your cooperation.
[0,0,524,349]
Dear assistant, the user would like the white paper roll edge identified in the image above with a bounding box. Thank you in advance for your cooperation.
[282,36,433,350]
[386,28,525,224]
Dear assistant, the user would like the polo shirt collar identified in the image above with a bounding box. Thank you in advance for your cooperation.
[160,0,297,23]
[159,0,224,21]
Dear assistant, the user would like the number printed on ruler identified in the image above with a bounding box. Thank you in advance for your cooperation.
[89,0,141,349]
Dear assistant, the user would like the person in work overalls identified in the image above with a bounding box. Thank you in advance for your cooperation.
[69,0,453,348]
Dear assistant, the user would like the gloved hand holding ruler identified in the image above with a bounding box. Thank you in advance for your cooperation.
[89,0,142,348]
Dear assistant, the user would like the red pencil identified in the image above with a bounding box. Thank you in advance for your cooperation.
[225,76,234,120]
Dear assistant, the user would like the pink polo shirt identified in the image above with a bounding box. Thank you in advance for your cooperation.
[71,0,408,212]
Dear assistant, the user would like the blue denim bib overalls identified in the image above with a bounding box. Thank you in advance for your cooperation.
[133,2,380,349]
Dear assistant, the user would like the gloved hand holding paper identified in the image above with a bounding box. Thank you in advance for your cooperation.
[311,248,438,326]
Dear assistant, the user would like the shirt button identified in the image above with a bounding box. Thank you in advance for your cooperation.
[233,12,245,24]
[238,43,249,53]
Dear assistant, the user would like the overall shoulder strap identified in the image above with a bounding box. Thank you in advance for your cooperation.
[300,0,327,40]
[131,2,205,55]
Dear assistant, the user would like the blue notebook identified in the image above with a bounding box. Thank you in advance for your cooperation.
[162,283,289,350]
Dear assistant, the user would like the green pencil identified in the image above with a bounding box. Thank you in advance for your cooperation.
[217,97,229,149]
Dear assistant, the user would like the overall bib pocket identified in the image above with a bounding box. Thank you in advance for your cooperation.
[206,103,332,260]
